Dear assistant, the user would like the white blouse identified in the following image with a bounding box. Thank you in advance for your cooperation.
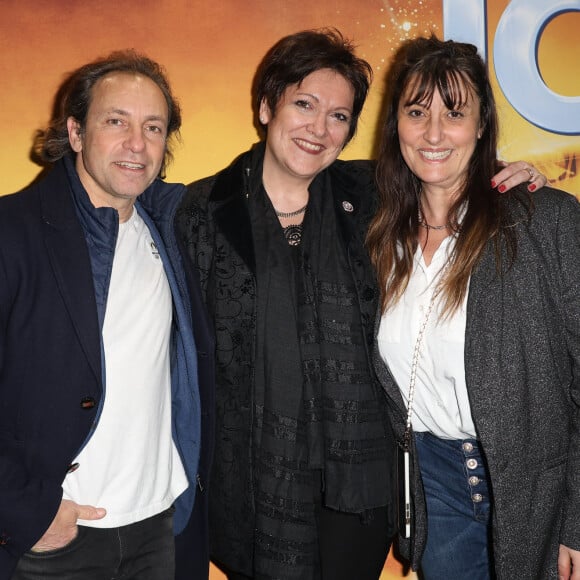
[377,236,476,440]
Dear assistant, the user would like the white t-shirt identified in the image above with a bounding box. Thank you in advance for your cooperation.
[377,236,476,440]
[63,209,188,527]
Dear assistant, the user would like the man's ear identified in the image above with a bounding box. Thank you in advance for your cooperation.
[67,117,83,152]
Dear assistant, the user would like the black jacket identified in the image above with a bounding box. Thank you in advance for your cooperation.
[0,161,214,580]
[176,146,395,575]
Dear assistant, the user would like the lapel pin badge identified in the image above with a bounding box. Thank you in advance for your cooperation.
[342,201,354,213]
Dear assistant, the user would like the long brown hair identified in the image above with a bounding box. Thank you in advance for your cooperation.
[367,35,523,318]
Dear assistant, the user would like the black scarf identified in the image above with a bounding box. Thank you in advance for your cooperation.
[249,158,392,579]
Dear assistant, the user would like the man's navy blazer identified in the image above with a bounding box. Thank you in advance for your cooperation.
[0,161,214,579]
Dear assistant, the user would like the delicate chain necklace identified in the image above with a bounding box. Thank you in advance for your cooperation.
[274,204,307,218]
[418,207,451,231]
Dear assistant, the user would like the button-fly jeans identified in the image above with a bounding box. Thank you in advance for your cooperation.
[415,431,493,580]
[12,506,175,580]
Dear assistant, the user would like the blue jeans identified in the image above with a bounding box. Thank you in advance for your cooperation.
[415,432,493,580]
[12,507,175,580]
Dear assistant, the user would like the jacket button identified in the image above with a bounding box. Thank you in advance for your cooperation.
[67,463,80,474]
[80,397,96,410]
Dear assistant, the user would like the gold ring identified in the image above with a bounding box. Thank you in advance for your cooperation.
[526,167,535,181]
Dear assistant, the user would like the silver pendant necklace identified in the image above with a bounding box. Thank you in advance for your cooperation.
[275,203,307,246]
[282,224,302,246]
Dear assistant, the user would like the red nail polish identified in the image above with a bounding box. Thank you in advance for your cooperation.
[490,180,496,188]
[529,184,536,192]
[498,184,506,193]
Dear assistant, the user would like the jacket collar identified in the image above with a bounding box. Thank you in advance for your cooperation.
[208,145,261,273]
[328,158,377,247]
[38,157,87,231]
[38,159,102,384]
[207,144,376,272]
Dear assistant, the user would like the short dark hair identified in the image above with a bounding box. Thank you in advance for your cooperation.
[254,28,373,144]
[35,49,181,178]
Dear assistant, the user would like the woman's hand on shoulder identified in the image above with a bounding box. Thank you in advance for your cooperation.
[491,160,547,193]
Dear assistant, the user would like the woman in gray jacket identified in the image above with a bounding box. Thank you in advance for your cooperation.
[368,35,580,580]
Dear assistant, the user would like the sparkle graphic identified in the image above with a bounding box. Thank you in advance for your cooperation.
[374,0,441,69]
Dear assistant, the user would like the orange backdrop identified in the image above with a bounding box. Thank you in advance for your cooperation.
[1,0,578,198]
[0,2,578,579]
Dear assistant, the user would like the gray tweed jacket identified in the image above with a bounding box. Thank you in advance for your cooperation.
[373,186,580,579]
